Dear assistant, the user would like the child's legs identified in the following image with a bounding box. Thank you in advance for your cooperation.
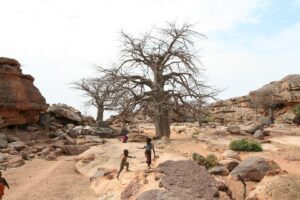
[126,162,129,171]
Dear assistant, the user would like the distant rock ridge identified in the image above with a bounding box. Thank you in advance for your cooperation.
[209,74,300,123]
[0,57,48,127]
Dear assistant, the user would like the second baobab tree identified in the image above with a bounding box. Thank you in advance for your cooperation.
[100,23,219,138]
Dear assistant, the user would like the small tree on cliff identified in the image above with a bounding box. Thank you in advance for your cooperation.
[72,77,117,125]
[250,87,283,120]
[99,23,218,138]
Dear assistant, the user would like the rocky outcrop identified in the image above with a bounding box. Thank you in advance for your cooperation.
[0,57,48,126]
[137,160,232,200]
[210,74,300,123]
[247,174,300,200]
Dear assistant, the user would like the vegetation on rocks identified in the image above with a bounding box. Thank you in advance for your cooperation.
[229,139,263,152]
[192,152,218,169]
[292,104,300,124]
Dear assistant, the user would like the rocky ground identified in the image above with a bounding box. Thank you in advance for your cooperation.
[1,122,300,200]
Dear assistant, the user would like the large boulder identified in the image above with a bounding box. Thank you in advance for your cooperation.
[247,174,300,200]
[0,57,48,126]
[62,145,89,155]
[48,104,81,124]
[8,141,26,151]
[226,126,240,134]
[145,160,232,200]
[127,133,148,142]
[230,156,280,181]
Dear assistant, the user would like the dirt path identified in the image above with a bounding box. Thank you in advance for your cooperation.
[3,157,97,200]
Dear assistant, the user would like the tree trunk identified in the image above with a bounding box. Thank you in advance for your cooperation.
[154,107,171,138]
[96,106,104,124]
[268,107,274,121]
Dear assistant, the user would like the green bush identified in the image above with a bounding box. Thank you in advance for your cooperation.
[229,139,263,152]
[292,105,300,117]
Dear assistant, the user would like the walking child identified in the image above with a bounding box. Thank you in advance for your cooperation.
[117,149,135,179]
[137,138,156,169]
[0,172,9,200]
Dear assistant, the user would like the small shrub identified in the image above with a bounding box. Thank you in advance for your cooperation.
[292,105,300,124]
[192,152,218,169]
[192,131,199,138]
[229,139,263,152]
[292,104,300,117]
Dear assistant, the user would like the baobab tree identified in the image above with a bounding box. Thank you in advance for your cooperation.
[72,77,116,125]
[99,23,219,138]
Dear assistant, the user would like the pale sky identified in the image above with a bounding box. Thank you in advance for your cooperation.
[0,0,299,118]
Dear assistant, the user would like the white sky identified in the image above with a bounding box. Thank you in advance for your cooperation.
[0,0,299,118]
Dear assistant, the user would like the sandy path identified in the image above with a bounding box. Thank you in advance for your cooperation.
[3,157,97,200]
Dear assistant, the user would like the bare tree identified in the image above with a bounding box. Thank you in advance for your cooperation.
[250,87,283,120]
[72,77,116,124]
[99,23,219,138]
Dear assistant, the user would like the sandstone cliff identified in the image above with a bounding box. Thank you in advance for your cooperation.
[210,74,300,123]
[0,57,48,127]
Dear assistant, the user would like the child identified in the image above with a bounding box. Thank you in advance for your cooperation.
[117,149,135,179]
[137,138,156,169]
[120,133,128,143]
[0,172,9,200]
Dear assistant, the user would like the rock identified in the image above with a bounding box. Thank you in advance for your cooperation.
[230,156,281,181]
[209,75,300,123]
[258,116,273,126]
[67,126,82,138]
[48,104,81,124]
[4,156,25,168]
[45,154,57,161]
[137,190,181,200]
[221,150,241,161]
[20,151,30,160]
[0,138,8,149]
[0,153,8,162]
[0,57,48,127]
[0,136,8,149]
[6,135,19,143]
[91,127,115,138]
[247,174,300,200]
[253,130,264,140]
[81,115,95,126]
[245,124,264,134]
[64,135,76,145]
[218,159,240,172]
[53,148,63,156]
[121,178,141,200]
[155,160,231,199]
[65,123,75,130]
[8,141,26,151]
[42,147,51,155]
[62,145,89,155]
[26,125,39,132]
[226,126,240,134]
[208,166,229,176]
[127,134,148,142]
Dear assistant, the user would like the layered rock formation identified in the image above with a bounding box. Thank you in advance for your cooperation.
[210,74,300,123]
[0,57,48,127]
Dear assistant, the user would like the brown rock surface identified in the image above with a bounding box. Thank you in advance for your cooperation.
[155,160,229,200]
[209,74,300,123]
[246,174,300,200]
[0,57,48,126]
